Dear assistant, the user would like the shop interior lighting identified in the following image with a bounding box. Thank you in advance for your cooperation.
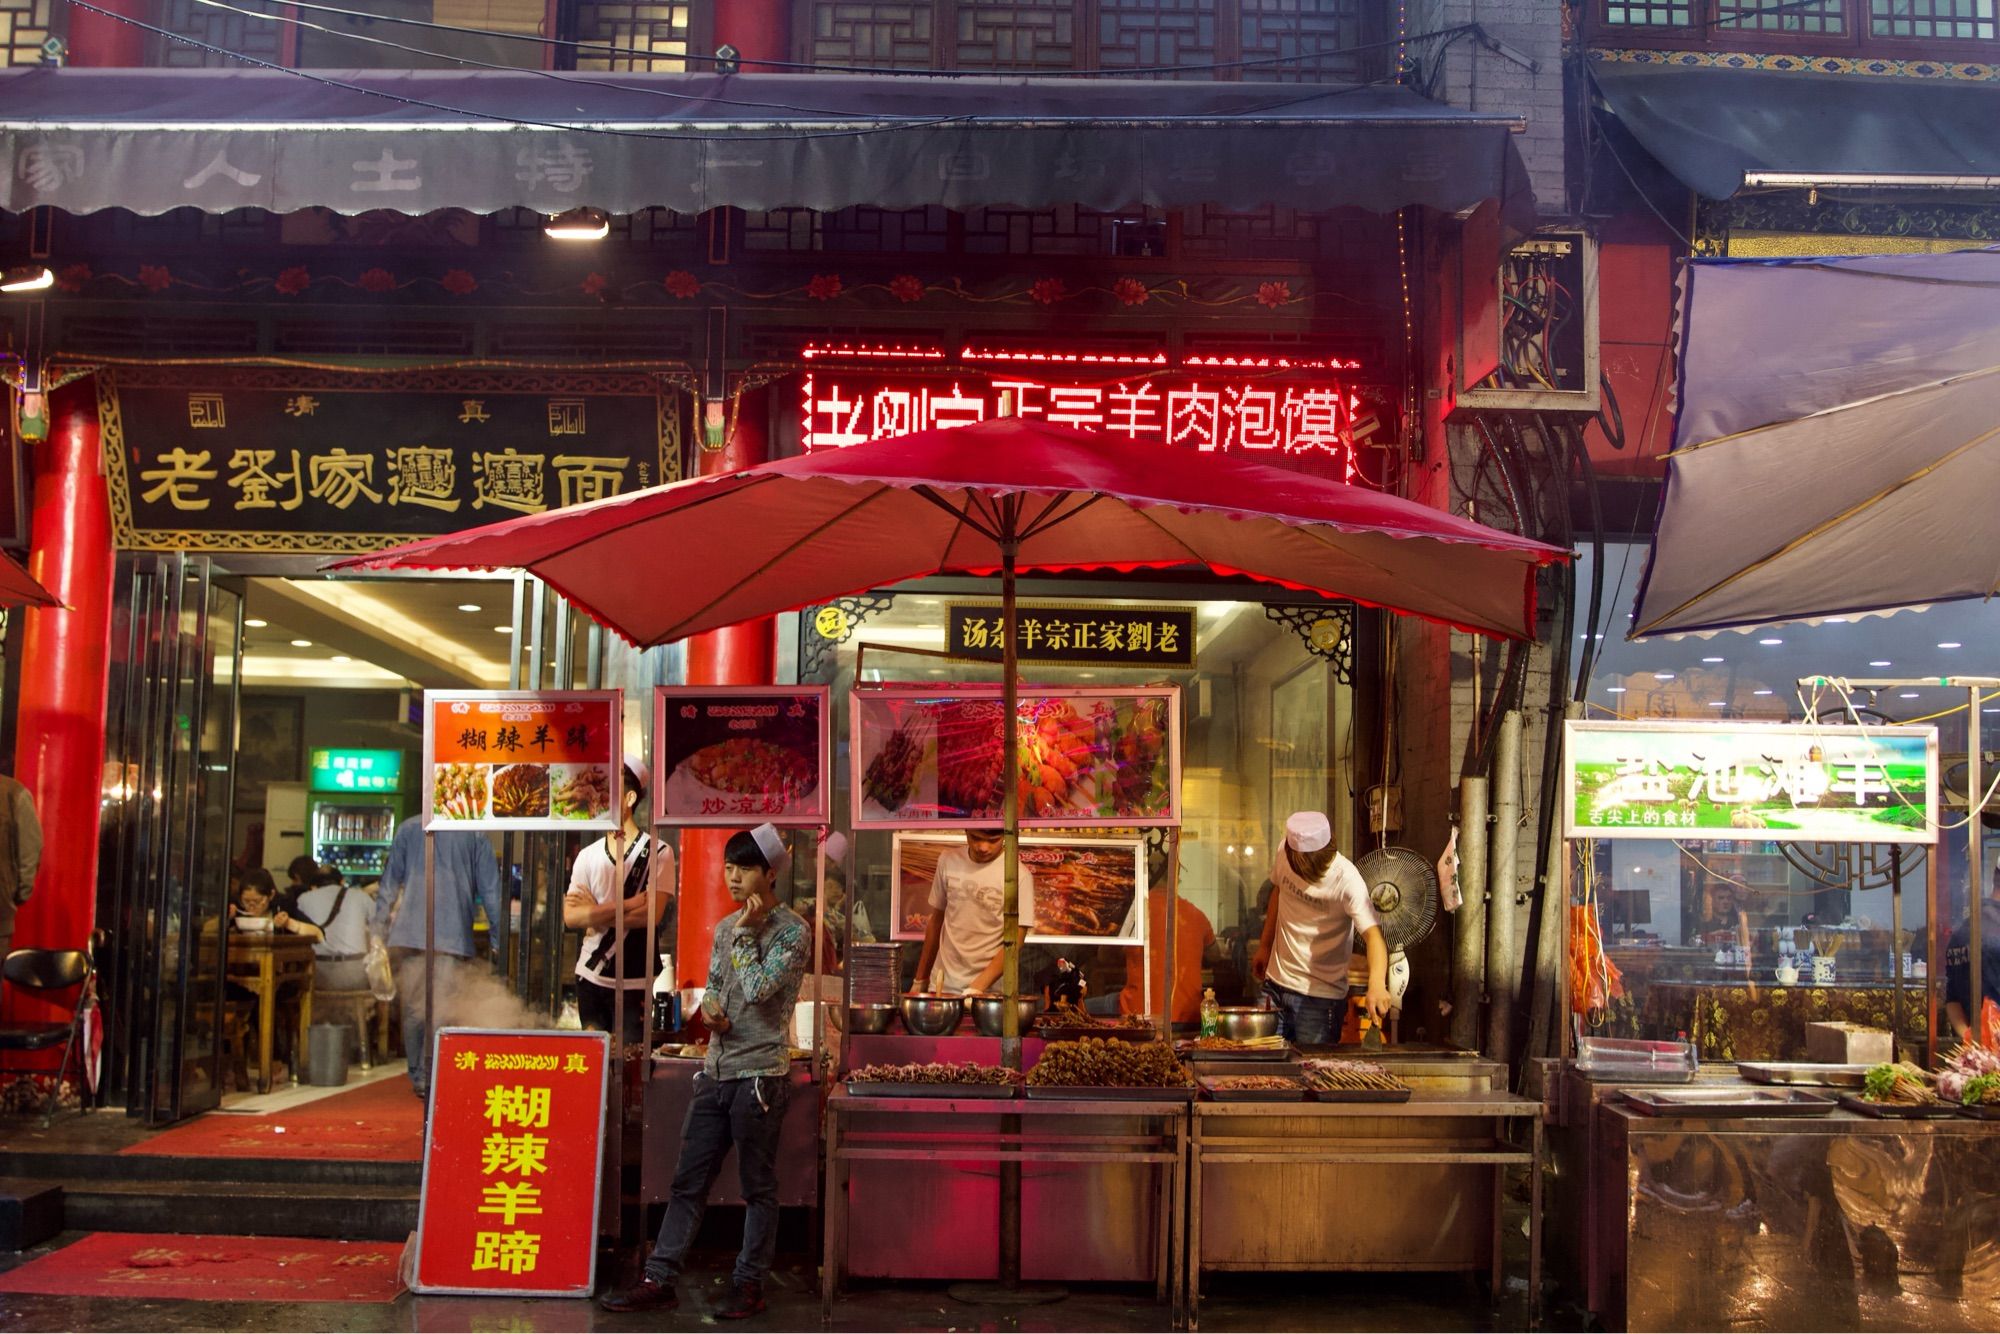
[1653,672,1675,680]
[1899,691,1920,699]
[332,655,352,663]
[960,347,1169,367]
[1870,660,1893,667]
[458,603,482,613]
[1606,686,1627,694]
[802,344,946,361]
[244,618,268,628]
[1182,353,1361,371]
[1758,637,1784,645]
[1702,656,1724,663]
[1754,689,1774,696]
[1939,641,1963,649]
[544,207,610,241]
[493,625,511,633]
[290,638,312,647]
[0,265,53,293]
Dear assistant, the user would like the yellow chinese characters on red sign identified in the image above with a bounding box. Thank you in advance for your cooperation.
[414,1030,609,1296]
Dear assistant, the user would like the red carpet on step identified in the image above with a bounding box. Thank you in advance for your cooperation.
[119,1076,425,1161]
[0,1232,405,1302]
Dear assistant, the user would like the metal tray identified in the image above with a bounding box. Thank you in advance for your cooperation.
[1838,1094,1962,1119]
[1181,1042,1293,1062]
[1307,1084,1413,1104]
[1955,1101,2000,1120]
[1022,1084,1195,1102]
[1035,1025,1161,1044]
[1199,1077,1309,1102]
[1622,1088,1836,1117]
[1739,1062,1872,1089]
[845,1081,1017,1099]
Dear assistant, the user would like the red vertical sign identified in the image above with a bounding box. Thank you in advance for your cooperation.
[413,1028,610,1297]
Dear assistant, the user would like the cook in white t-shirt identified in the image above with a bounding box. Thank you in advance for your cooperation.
[1252,812,1392,1028]
[912,830,1036,995]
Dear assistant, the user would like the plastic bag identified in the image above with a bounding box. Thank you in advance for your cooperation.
[365,938,396,1003]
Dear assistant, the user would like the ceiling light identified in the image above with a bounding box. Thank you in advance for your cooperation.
[0,265,53,293]
[332,654,352,663]
[1702,656,1725,664]
[1870,660,1892,667]
[1653,672,1675,680]
[458,604,483,613]
[1938,641,1963,649]
[494,625,512,633]
[1758,637,1783,646]
[544,207,610,241]
[1753,689,1774,696]
[290,638,311,647]
[1606,687,1627,694]
[1899,691,1919,699]
[1824,617,1849,623]
[1709,700,1727,707]
[244,618,268,628]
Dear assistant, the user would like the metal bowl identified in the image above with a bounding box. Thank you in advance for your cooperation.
[966,994,1044,1037]
[1214,1007,1281,1041]
[846,1003,897,1035]
[899,994,966,1036]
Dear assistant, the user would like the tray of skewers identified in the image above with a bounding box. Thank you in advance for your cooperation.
[1034,1003,1160,1044]
[1301,1059,1413,1103]
[1838,1062,1960,1118]
[1179,1034,1292,1061]
[1938,1044,2000,1119]
[1199,1074,1311,1102]
[1024,1038,1196,1101]
[845,1062,1023,1099]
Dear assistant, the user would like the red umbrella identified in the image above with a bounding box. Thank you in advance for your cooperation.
[0,551,58,609]
[333,419,1563,643]
[334,419,1566,1051]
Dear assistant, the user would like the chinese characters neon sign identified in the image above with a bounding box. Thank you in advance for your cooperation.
[800,370,1370,480]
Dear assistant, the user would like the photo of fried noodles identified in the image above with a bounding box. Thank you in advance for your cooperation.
[491,763,550,818]
[435,764,488,820]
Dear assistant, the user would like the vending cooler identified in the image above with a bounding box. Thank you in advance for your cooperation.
[306,748,406,882]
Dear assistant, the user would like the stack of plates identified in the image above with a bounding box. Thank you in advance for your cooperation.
[848,943,902,1005]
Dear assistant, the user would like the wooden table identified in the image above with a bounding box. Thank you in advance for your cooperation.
[226,933,316,1094]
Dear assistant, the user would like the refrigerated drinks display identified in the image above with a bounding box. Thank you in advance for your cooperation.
[307,748,406,881]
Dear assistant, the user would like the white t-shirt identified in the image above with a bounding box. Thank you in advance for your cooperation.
[927,847,1036,994]
[572,832,672,991]
[1265,850,1378,999]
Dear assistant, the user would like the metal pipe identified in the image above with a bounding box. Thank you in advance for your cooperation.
[1890,846,1904,1052]
[1970,684,1985,1048]
[1525,704,1581,1063]
[1487,710,1523,1068]
[1450,776,1489,1052]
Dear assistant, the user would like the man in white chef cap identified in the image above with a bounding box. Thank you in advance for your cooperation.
[1250,811,1391,1046]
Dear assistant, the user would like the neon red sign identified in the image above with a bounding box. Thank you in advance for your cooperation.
[800,371,1369,480]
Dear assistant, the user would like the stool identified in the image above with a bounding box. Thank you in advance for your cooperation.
[315,989,385,1071]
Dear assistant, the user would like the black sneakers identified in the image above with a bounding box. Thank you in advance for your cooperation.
[715,1279,766,1320]
[597,1275,678,1313]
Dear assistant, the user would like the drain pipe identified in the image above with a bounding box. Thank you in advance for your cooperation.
[1486,710,1523,1069]
[1450,775,1489,1052]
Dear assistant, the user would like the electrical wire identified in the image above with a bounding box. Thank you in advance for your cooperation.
[1800,674,2000,833]
[181,0,1482,83]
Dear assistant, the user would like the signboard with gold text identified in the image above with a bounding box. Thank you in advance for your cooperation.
[412,1028,609,1297]
[98,365,680,554]
[946,602,1196,670]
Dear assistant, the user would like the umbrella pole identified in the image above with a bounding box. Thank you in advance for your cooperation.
[999,532,1023,1289]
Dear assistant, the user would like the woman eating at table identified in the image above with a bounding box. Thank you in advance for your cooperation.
[234,868,323,940]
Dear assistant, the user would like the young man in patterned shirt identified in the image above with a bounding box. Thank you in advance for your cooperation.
[600,823,808,1319]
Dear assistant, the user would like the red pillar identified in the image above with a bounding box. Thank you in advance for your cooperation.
[64,0,149,66]
[9,382,115,1024]
[711,0,790,69]
[677,390,777,987]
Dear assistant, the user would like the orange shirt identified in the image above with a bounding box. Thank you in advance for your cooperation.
[1119,894,1217,1024]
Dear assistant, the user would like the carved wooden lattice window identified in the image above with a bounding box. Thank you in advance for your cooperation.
[156,0,288,66]
[1872,0,1996,40]
[1239,0,1374,81]
[954,0,1076,67]
[807,0,936,67]
[1097,0,1220,75]
[572,0,691,69]
[1600,0,1697,24]
[1714,0,1847,32]
[0,0,52,66]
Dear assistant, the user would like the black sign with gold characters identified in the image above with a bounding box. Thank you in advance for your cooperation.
[96,364,682,554]
[946,602,1196,671]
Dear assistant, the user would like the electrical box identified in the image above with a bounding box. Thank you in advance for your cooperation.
[1454,230,1600,414]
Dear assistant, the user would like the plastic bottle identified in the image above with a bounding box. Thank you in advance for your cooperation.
[1199,987,1219,1038]
[651,954,678,1034]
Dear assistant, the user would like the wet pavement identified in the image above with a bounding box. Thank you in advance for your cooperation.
[0,1237,1577,1332]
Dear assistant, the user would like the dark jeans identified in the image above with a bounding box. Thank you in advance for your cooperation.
[1262,979,1346,1046]
[391,948,470,1097]
[576,978,645,1043]
[645,1072,791,1288]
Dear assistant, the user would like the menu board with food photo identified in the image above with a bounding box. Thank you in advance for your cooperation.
[853,686,1180,830]
[653,686,829,827]
[889,832,1147,947]
[425,691,621,831]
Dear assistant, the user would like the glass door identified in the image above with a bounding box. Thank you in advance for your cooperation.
[100,554,241,1123]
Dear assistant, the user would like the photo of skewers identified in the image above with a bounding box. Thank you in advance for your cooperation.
[434,763,489,820]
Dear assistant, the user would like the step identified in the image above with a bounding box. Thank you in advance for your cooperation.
[63,1179,417,1241]
[0,1149,421,1190]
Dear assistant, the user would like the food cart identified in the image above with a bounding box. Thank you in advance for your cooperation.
[1553,716,2000,1331]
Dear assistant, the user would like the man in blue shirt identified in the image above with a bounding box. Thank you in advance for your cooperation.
[371,815,504,1100]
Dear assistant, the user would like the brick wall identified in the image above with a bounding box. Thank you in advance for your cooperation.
[1407,0,1569,217]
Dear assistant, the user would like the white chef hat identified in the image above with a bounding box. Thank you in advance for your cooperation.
[749,823,792,876]
[623,759,651,795]
[821,831,849,864]
[1285,811,1332,854]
